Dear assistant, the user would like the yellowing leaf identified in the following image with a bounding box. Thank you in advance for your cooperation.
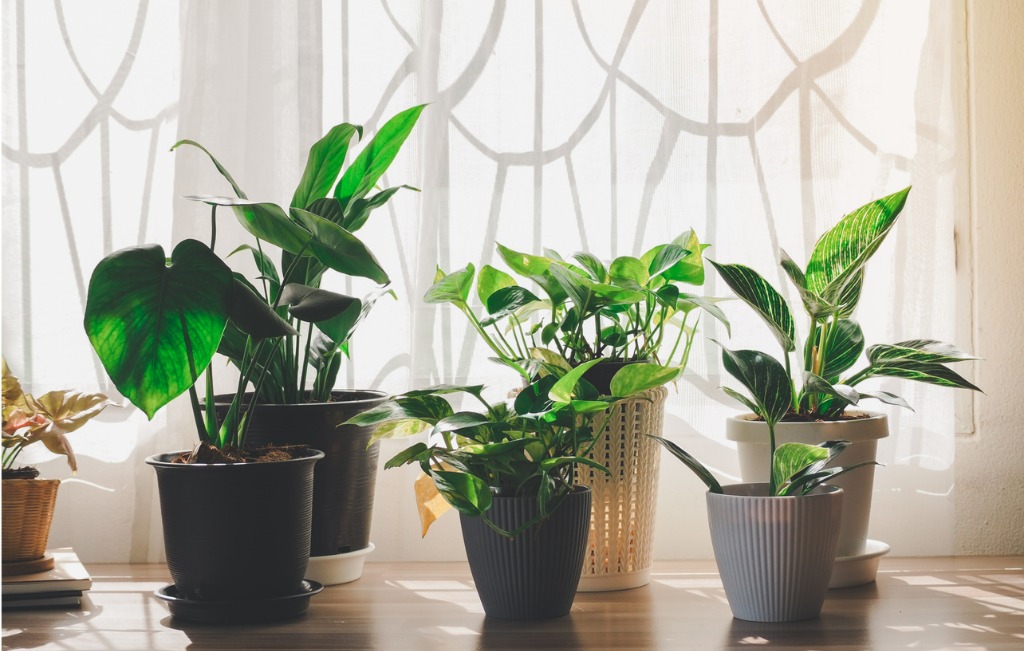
[32,390,115,433]
[415,471,451,537]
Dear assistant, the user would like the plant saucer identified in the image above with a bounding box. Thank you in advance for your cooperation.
[829,539,890,589]
[155,580,323,623]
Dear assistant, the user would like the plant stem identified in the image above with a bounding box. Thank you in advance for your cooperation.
[767,420,777,496]
[298,321,313,398]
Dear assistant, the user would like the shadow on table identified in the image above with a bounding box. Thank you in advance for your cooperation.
[2,594,103,650]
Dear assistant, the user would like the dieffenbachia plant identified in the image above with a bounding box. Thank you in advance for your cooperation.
[425,231,728,394]
[709,187,980,422]
[346,360,653,537]
[83,106,424,451]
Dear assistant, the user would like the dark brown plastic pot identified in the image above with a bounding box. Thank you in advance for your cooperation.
[460,486,592,620]
[146,448,322,602]
[211,391,387,556]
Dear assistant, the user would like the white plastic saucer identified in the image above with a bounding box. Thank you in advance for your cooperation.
[829,539,890,589]
[305,543,375,586]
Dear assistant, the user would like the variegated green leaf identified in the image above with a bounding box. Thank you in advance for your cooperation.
[477,264,516,306]
[857,389,913,410]
[779,248,831,318]
[549,359,602,403]
[805,187,910,307]
[803,372,859,406]
[709,260,795,352]
[650,435,723,493]
[772,442,830,496]
[863,360,980,391]
[718,343,792,427]
[821,319,864,380]
[867,340,979,366]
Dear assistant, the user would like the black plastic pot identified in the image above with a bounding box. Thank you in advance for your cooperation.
[146,448,323,602]
[460,486,592,620]
[580,359,649,395]
[212,391,387,556]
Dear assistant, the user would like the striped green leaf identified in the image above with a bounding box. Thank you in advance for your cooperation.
[779,248,831,319]
[867,340,979,366]
[772,442,830,496]
[718,343,792,427]
[650,436,723,493]
[864,360,981,391]
[805,187,911,308]
[822,319,865,380]
[803,372,859,406]
[709,260,795,352]
[857,389,912,411]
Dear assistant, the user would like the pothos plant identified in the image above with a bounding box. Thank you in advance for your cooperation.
[347,360,647,537]
[2,357,115,477]
[426,231,729,393]
[709,186,980,424]
[83,106,424,454]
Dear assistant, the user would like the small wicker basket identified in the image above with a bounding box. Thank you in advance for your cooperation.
[2,478,60,562]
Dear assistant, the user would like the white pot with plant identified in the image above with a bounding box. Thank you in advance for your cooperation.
[708,187,980,587]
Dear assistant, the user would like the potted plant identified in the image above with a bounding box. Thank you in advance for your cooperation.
[347,360,657,619]
[82,173,348,621]
[425,235,727,590]
[709,186,980,587]
[2,358,114,575]
[653,344,875,622]
[173,105,424,584]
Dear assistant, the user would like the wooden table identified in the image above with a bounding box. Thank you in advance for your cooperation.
[3,558,1023,650]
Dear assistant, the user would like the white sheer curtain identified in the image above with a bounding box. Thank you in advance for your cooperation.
[2,0,963,562]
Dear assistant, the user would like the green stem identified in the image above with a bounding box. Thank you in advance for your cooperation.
[767,420,778,496]
[298,321,313,399]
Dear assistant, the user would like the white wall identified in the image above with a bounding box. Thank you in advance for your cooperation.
[954,0,1024,555]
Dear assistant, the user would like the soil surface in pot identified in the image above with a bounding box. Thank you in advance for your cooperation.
[2,467,40,480]
[740,411,874,424]
[170,443,312,465]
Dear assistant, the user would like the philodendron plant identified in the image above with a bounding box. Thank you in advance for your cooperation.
[347,360,647,537]
[709,187,980,423]
[426,231,728,392]
[83,107,424,454]
[176,105,424,404]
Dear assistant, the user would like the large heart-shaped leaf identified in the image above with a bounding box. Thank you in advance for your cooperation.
[291,123,361,211]
[572,252,607,282]
[496,243,567,305]
[335,104,426,211]
[805,187,911,307]
[84,240,234,419]
[290,208,389,284]
[717,343,792,427]
[608,256,649,290]
[609,363,683,397]
[429,469,491,517]
[548,359,602,403]
[477,265,516,306]
[709,260,795,352]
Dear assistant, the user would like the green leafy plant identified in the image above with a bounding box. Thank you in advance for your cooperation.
[347,360,647,536]
[176,105,424,405]
[426,231,728,394]
[83,107,424,453]
[709,187,980,423]
[2,357,114,474]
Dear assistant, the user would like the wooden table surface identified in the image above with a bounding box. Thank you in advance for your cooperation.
[3,557,1023,650]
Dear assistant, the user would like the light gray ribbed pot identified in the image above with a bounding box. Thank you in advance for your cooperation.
[707,483,843,623]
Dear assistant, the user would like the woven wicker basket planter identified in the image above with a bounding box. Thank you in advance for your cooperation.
[575,386,667,592]
[2,478,60,562]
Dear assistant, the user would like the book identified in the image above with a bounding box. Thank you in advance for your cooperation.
[3,590,83,610]
[2,548,91,596]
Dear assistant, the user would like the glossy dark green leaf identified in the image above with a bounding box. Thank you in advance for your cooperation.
[344,394,454,426]
[650,436,723,493]
[784,460,878,496]
[433,412,496,434]
[856,389,912,410]
[402,384,487,400]
[496,243,568,304]
[290,208,389,284]
[84,240,233,419]
[514,375,558,415]
[291,123,361,210]
[384,442,428,469]
[229,244,280,289]
[646,243,690,278]
[779,248,831,319]
[609,363,683,397]
[228,278,298,339]
[803,372,859,406]
[548,263,594,311]
[424,263,475,307]
[171,140,248,199]
[718,343,792,427]
[805,187,910,307]
[821,319,865,379]
[280,284,360,322]
[304,197,345,224]
[186,196,314,255]
[709,260,795,352]
[484,286,541,317]
[867,340,978,366]
[771,442,830,496]
[316,285,391,346]
[862,361,981,392]
[430,469,492,516]
[335,105,425,210]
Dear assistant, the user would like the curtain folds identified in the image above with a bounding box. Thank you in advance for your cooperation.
[1,0,963,562]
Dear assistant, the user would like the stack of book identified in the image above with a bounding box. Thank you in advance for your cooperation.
[2,548,91,610]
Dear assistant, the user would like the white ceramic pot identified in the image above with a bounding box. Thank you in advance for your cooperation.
[725,412,887,578]
[707,483,843,623]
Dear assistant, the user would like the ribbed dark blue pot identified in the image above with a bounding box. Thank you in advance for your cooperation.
[213,391,387,556]
[146,449,322,602]
[460,486,591,620]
